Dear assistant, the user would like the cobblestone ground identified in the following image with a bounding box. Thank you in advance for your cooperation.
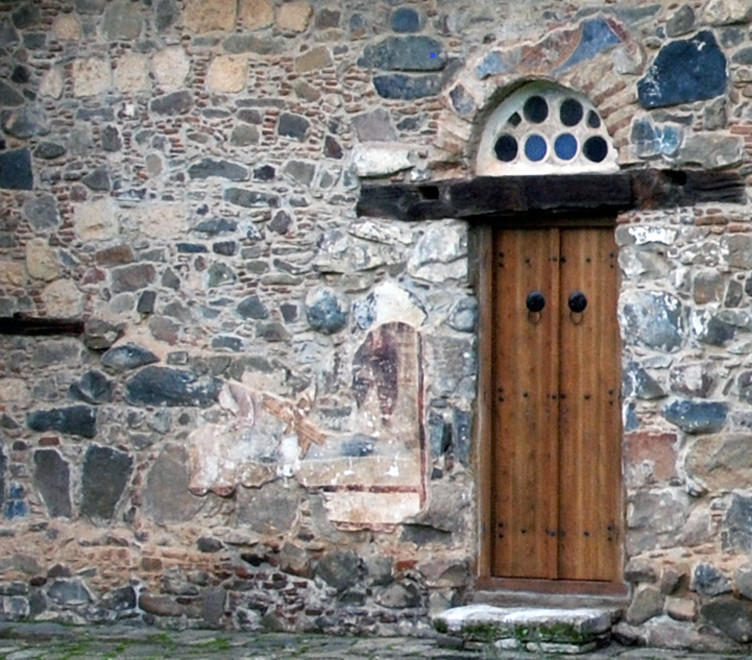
[0,624,745,660]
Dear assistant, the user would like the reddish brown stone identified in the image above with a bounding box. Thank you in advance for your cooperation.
[625,432,678,488]
[95,244,135,266]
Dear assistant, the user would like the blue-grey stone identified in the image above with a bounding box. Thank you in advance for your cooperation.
[692,563,731,597]
[224,187,279,208]
[0,80,23,106]
[188,158,248,181]
[449,84,476,117]
[223,34,280,55]
[698,314,735,346]
[176,243,208,253]
[76,107,115,122]
[557,18,622,72]
[194,218,237,235]
[638,31,727,109]
[11,65,30,84]
[34,142,66,159]
[373,73,442,100]
[737,372,752,405]
[212,240,237,256]
[701,597,752,644]
[269,210,293,234]
[102,343,159,372]
[624,402,639,432]
[206,262,236,287]
[0,18,19,47]
[33,450,72,518]
[27,405,97,439]
[236,294,269,320]
[81,445,133,521]
[427,410,449,459]
[0,444,5,515]
[125,366,222,407]
[631,118,684,158]
[6,497,27,519]
[448,299,477,332]
[151,90,193,115]
[82,166,111,191]
[103,0,143,40]
[662,399,727,434]
[315,8,340,29]
[1,106,49,138]
[211,335,243,352]
[12,3,41,28]
[137,290,156,314]
[732,48,752,65]
[0,148,33,190]
[391,7,421,33]
[352,108,396,142]
[623,362,666,400]
[110,263,156,294]
[253,164,276,181]
[68,370,113,404]
[314,551,360,593]
[278,113,310,141]
[24,194,59,230]
[453,408,472,466]
[305,287,349,334]
[620,291,685,352]
[666,5,695,37]
[283,160,316,186]
[476,51,508,79]
[101,585,137,612]
[48,579,92,605]
[724,495,752,553]
[102,125,121,152]
[156,0,178,32]
[359,36,445,71]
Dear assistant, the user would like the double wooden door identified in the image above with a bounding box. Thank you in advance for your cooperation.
[491,226,621,583]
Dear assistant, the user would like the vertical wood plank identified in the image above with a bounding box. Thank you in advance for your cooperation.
[476,225,495,580]
[557,228,621,581]
[493,229,560,579]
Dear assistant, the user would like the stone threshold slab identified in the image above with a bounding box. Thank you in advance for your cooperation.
[434,604,621,647]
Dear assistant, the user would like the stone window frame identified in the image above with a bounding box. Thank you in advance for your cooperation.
[476,81,619,176]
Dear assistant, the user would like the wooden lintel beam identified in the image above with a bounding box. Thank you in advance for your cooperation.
[357,169,746,221]
[0,315,85,336]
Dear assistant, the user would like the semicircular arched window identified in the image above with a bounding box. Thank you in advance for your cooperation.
[476,81,619,176]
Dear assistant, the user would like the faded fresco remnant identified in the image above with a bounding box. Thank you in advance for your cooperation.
[188,322,425,527]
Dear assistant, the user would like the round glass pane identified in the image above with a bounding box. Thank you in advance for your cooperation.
[587,110,601,128]
[523,95,548,123]
[507,112,522,127]
[524,134,547,162]
[554,133,577,161]
[583,136,608,162]
[494,134,518,162]
[559,98,583,127]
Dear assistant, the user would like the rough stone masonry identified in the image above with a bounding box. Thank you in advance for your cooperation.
[2,0,752,650]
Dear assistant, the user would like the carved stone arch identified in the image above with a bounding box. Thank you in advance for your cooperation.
[432,18,642,176]
[475,80,619,176]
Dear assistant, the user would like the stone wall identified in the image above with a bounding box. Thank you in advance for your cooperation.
[1,0,752,648]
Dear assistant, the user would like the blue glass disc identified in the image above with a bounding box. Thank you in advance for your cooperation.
[554,133,577,161]
[524,134,547,162]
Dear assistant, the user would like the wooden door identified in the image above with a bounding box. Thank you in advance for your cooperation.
[491,226,621,583]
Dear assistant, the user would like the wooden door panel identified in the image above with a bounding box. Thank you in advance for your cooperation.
[558,229,621,581]
[493,229,560,579]
[492,225,621,584]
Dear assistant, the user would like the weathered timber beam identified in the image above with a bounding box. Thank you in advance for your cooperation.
[0,315,85,336]
[357,169,746,221]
